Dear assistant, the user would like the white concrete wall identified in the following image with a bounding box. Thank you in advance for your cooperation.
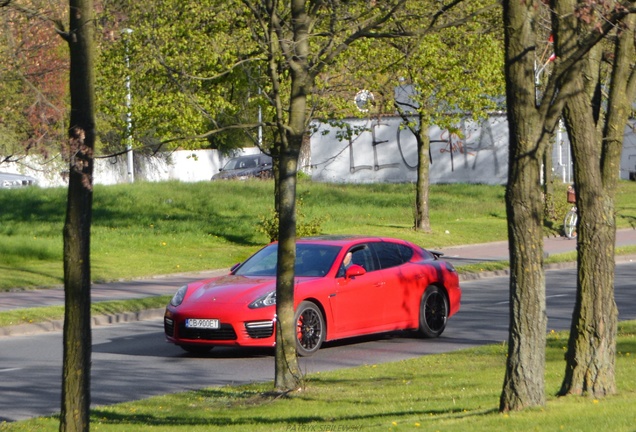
[309,116,636,184]
[2,118,635,187]
[1,148,261,188]
[310,115,509,184]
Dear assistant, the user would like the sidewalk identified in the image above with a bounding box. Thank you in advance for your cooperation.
[438,227,636,265]
[1,229,635,336]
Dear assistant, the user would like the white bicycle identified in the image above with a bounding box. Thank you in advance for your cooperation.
[563,206,577,239]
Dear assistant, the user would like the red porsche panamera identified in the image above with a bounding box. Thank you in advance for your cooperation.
[164,236,461,356]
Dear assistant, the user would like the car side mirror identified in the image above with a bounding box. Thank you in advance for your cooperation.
[230,262,241,273]
[345,264,366,278]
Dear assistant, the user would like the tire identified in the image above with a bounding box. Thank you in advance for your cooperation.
[563,209,578,239]
[295,301,325,357]
[418,286,448,338]
[180,344,213,355]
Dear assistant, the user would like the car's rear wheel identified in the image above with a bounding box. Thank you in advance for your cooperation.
[418,286,448,338]
[180,344,213,355]
[295,301,325,357]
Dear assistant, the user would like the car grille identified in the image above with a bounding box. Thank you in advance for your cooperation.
[177,322,237,340]
[245,320,275,339]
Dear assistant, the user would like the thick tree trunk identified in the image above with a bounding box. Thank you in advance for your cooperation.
[414,118,431,232]
[60,0,96,430]
[499,0,549,411]
[559,96,618,395]
[557,11,636,398]
[500,137,547,411]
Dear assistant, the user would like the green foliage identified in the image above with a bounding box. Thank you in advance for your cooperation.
[258,193,326,242]
[96,0,270,154]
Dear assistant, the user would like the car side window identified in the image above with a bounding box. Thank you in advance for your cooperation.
[372,242,413,270]
[338,244,375,277]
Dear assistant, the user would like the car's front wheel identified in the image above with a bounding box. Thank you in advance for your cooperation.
[418,286,448,338]
[295,301,325,357]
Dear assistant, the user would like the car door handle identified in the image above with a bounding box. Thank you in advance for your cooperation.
[374,282,386,287]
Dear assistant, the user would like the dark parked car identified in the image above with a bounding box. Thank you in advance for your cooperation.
[0,172,38,189]
[212,154,273,180]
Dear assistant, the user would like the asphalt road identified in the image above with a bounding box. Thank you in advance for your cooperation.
[1,262,635,423]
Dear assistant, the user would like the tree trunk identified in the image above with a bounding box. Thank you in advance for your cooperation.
[274,147,303,390]
[60,0,96,430]
[500,134,548,411]
[557,10,636,398]
[414,116,431,232]
[499,0,549,411]
[272,0,310,392]
[558,53,617,396]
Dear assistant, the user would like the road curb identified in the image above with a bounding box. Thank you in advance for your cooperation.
[0,308,165,338]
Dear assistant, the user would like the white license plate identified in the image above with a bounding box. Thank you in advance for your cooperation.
[185,318,220,329]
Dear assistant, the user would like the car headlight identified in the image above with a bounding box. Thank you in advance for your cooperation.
[249,291,276,309]
[170,285,188,307]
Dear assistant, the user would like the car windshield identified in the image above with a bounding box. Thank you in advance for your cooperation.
[234,243,341,277]
[222,156,259,171]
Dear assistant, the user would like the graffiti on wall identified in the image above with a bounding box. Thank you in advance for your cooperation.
[313,115,506,183]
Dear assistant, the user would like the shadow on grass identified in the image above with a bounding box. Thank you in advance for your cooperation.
[90,384,499,428]
[0,265,63,291]
[0,188,67,225]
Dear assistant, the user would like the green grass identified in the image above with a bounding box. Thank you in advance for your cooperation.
[2,181,636,431]
[2,321,635,431]
[2,180,635,291]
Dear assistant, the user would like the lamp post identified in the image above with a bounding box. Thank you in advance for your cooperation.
[122,28,134,182]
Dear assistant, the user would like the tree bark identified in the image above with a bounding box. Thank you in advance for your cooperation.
[60,0,96,430]
[499,0,551,411]
[557,9,636,398]
[272,0,310,391]
[274,145,303,391]
[414,114,431,232]
[500,133,548,411]
[558,53,618,396]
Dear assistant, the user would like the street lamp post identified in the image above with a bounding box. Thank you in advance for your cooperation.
[123,28,134,183]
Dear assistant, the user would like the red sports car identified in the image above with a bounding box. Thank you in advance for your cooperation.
[164,236,461,356]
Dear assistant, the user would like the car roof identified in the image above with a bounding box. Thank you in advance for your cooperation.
[233,154,271,161]
[295,235,406,247]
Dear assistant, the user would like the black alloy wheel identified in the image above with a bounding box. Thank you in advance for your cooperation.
[418,285,448,338]
[295,301,325,357]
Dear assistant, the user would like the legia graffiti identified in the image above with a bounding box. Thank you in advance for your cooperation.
[310,115,509,184]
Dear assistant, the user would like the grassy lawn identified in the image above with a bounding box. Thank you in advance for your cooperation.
[1,180,635,292]
[2,321,635,431]
[1,181,636,431]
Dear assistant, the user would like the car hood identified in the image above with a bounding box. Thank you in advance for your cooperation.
[182,274,276,305]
